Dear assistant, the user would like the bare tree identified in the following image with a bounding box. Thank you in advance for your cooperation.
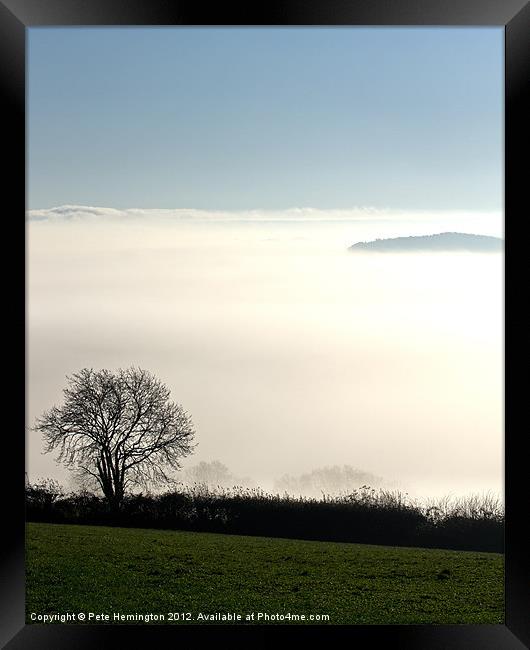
[274,465,383,498]
[181,460,255,491]
[34,367,196,511]
[183,460,235,489]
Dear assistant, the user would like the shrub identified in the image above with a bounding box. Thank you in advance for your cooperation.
[24,480,503,553]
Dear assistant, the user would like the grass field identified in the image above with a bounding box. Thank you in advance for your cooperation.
[26,522,504,625]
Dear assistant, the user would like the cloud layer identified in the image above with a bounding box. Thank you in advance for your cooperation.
[27,204,503,234]
[27,208,503,498]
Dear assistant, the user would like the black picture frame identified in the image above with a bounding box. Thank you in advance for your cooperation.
[2,0,528,647]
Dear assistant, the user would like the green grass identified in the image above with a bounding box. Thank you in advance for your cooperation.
[26,522,504,625]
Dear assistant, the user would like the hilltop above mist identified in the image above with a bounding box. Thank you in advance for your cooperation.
[349,232,503,253]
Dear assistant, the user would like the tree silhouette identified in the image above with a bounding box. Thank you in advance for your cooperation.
[274,465,383,497]
[34,367,196,511]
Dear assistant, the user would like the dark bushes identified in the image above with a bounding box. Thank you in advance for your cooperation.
[25,481,503,553]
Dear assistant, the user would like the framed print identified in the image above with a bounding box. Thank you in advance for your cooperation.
[1,0,528,647]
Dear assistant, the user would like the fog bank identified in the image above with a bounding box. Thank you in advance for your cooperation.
[27,208,503,500]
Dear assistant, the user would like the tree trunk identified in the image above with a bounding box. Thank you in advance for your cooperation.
[97,455,124,514]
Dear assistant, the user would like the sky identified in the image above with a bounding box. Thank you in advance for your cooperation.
[28,27,503,211]
[27,28,503,499]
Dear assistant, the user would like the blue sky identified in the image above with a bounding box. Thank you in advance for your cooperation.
[28,27,503,211]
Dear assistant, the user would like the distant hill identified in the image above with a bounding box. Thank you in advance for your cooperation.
[349,232,503,253]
